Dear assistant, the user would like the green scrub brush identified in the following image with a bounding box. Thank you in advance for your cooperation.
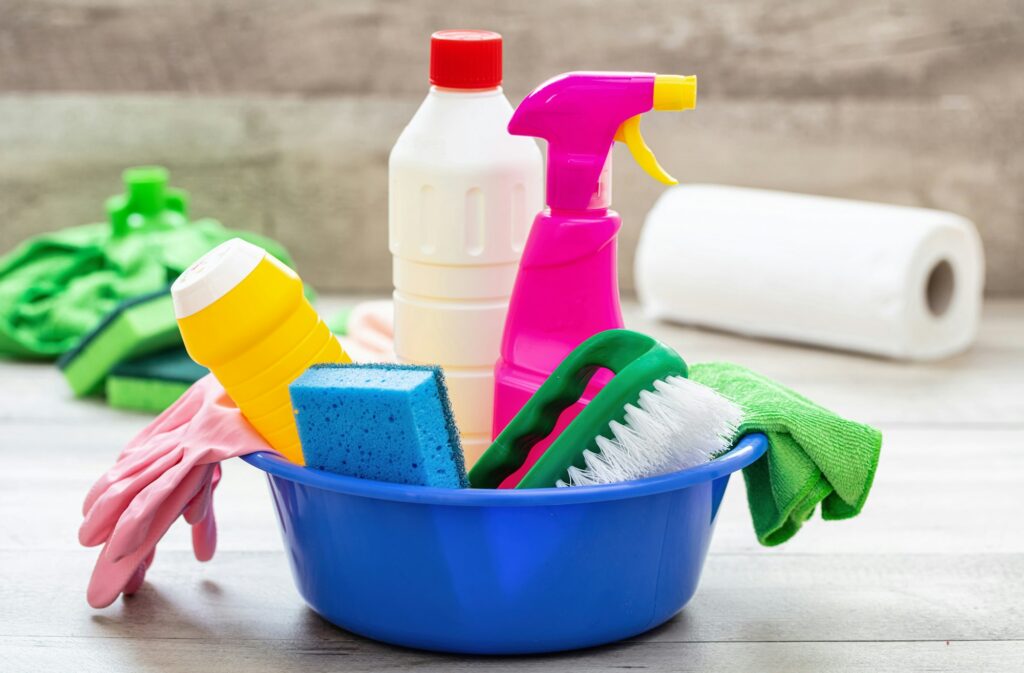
[470,330,743,489]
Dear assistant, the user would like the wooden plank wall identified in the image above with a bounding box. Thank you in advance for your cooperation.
[1,0,1022,294]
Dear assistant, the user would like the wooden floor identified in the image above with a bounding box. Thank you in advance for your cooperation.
[3,298,1023,672]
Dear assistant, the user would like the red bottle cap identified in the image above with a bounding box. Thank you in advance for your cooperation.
[430,30,502,89]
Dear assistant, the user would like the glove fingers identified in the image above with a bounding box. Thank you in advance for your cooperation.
[88,548,138,608]
[82,392,265,551]
[122,549,155,596]
[182,465,216,525]
[84,400,240,523]
[81,437,182,516]
[81,440,186,523]
[88,535,160,608]
[106,463,211,562]
[82,377,229,545]
[187,461,221,521]
[84,375,272,609]
[190,464,220,561]
[84,427,195,504]
[191,503,217,562]
[87,464,210,608]
[79,445,187,547]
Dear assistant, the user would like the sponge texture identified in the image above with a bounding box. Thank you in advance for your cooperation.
[290,363,467,488]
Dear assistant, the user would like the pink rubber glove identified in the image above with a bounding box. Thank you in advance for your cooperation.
[338,300,395,362]
[79,374,277,608]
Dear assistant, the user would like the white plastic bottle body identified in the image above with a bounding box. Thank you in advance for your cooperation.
[389,86,543,465]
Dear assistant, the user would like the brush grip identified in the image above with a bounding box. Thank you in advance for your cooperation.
[469,330,686,488]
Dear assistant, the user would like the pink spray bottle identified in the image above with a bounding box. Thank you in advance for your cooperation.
[492,72,697,484]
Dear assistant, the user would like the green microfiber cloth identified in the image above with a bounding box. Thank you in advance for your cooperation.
[106,347,208,413]
[57,290,182,397]
[690,362,882,546]
[0,166,297,360]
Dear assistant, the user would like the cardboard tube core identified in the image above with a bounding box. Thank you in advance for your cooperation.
[926,259,955,318]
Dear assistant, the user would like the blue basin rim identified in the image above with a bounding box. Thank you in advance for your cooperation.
[243,433,767,507]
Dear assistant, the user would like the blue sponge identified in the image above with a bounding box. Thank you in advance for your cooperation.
[290,363,468,488]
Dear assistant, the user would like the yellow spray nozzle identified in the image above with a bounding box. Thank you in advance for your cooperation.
[613,74,697,185]
[653,74,697,111]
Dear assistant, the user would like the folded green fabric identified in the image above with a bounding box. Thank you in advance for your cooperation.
[0,168,296,360]
[690,362,882,546]
[0,221,293,360]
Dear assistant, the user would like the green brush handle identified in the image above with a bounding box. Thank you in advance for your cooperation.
[469,329,688,489]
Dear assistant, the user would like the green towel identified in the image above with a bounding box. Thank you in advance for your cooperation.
[0,167,297,360]
[0,221,293,359]
[690,362,882,546]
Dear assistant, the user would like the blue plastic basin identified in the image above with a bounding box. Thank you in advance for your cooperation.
[242,433,767,655]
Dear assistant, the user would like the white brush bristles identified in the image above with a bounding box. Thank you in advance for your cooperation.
[557,375,744,487]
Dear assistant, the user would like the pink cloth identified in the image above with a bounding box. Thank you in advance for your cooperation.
[79,374,277,608]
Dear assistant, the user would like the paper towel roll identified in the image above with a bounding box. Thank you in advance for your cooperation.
[635,185,985,360]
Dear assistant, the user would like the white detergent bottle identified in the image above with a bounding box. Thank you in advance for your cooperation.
[389,30,543,466]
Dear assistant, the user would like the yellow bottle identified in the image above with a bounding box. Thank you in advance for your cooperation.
[171,238,350,463]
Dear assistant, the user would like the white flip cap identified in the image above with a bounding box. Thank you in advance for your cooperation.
[171,238,265,318]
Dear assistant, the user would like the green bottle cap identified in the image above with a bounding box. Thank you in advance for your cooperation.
[107,166,189,237]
